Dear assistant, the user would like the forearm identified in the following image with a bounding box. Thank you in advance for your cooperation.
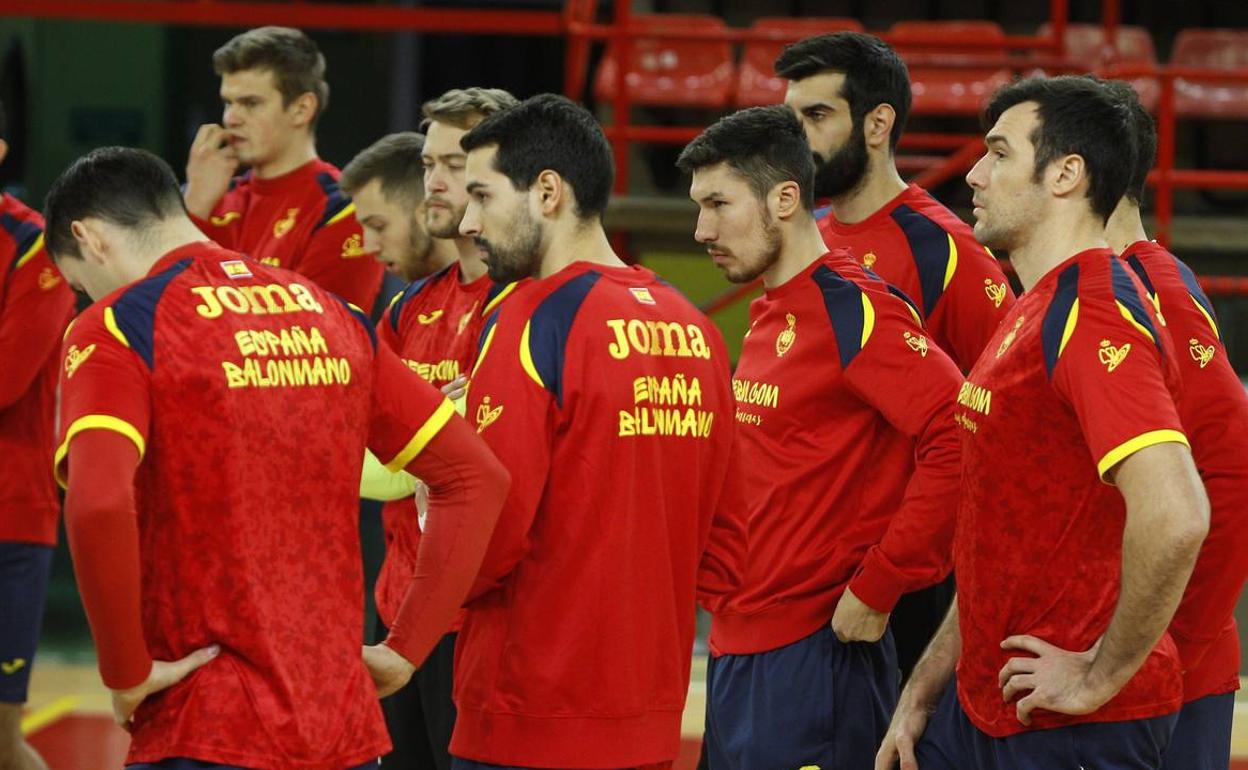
[64,431,152,689]
[1092,447,1208,696]
[385,417,509,666]
[902,596,961,709]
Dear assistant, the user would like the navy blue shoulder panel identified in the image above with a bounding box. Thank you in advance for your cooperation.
[1172,255,1218,325]
[810,264,870,370]
[477,308,500,357]
[1,213,43,270]
[315,172,353,230]
[389,264,453,334]
[110,259,194,370]
[1123,254,1157,299]
[1040,262,1081,379]
[889,203,952,319]
[1109,257,1163,356]
[527,270,602,406]
[332,295,378,351]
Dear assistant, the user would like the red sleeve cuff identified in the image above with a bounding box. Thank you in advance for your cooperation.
[848,547,910,613]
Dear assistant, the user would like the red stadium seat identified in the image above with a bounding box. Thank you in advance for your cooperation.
[1171,29,1248,120]
[735,17,864,107]
[1039,23,1159,111]
[594,14,736,109]
[888,21,1014,115]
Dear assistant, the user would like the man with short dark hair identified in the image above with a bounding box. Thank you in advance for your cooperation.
[341,132,455,283]
[184,26,383,310]
[343,88,518,770]
[452,93,744,770]
[777,32,1017,683]
[46,146,508,770]
[0,98,74,770]
[678,105,963,770]
[878,75,1209,770]
[1103,82,1248,770]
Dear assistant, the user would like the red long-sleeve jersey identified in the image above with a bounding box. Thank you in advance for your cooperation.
[1122,240,1248,703]
[817,184,1015,370]
[455,261,743,768]
[0,193,75,544]
[710,249,963,656]
[190,158,383,310]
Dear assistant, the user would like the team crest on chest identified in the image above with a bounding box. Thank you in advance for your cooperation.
[273,208,299,238]
[904,331,929,357]
[775,313,797,357]
[984,278,1008,308]
[1189,338,1216,369]
[862,252,877,269]
[995,315,1025,358]
[341,233,367,258]
[458,301,480,336]
[38,266,62,290]
[476,395,503,433]
[1098,339,1131,372]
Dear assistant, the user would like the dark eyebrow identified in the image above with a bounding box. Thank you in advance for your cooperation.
[985,134,1011,150]
[800,102,835,115]
[697,192,725,204]
[466,181,486,194]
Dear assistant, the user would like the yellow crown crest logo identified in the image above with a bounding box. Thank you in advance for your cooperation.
[1098,339,1131,372]
[1189,338,1216,369]
[775,313,797,357]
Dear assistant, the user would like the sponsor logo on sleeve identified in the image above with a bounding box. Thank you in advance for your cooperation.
[1098,339,1131,372]
[904,330,929,357]
[64,344,96,378]
[984,278,1009,308]
[417,310,444,325]
[210,211,241,227]
[1189,338,1216,369]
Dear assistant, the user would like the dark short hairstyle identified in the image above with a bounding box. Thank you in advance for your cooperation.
[340,132,426,206]
[420,88,519,132]
[984,75,1135,223]
[213,26,329,127]
[1101,80,1155,206]
[460,93,612,220]
[44,147,189,260]
[774,32,912,151]
[675,105,816,212]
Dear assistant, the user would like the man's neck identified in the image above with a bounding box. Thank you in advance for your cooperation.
[829,157,908,225]
[538,219,624,279]
[253,136,318,180]
[762,221,830,289]
[124,220,210,283]
[453,237,489,283]
[1104,200,1150,256]
[1010,212,1110,292]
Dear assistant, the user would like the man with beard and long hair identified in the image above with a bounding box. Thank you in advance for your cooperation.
[342,92,518,770]
[679,105,963,770]
[777,30,1015,688]
[184,26,383,311]
[452,93,745,770]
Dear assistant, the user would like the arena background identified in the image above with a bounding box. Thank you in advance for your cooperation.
[1,0,1246,765]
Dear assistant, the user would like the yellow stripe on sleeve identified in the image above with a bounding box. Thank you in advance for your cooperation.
[327,202,357,227]
[942,233,958,290]
[14,233,44,270]
[1058,298,1080,358]
[383,398,456,473]
[483,283,518,317]
[1190,295,1220,340]
[860,293,876,348]
[518,320,545,389]
[53,414,147,488]
[103,307,131,347]
[1097,429,1190,482]
[1115,300,1156,345]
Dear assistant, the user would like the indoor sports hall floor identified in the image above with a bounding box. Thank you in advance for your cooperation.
[20,657,1248,769]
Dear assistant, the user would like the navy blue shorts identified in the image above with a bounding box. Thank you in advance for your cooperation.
[915,678,1179,770]
[704,625,899,770]
[128,760,379,770]
[0,542,53,704]
[1160,692,1234,770]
